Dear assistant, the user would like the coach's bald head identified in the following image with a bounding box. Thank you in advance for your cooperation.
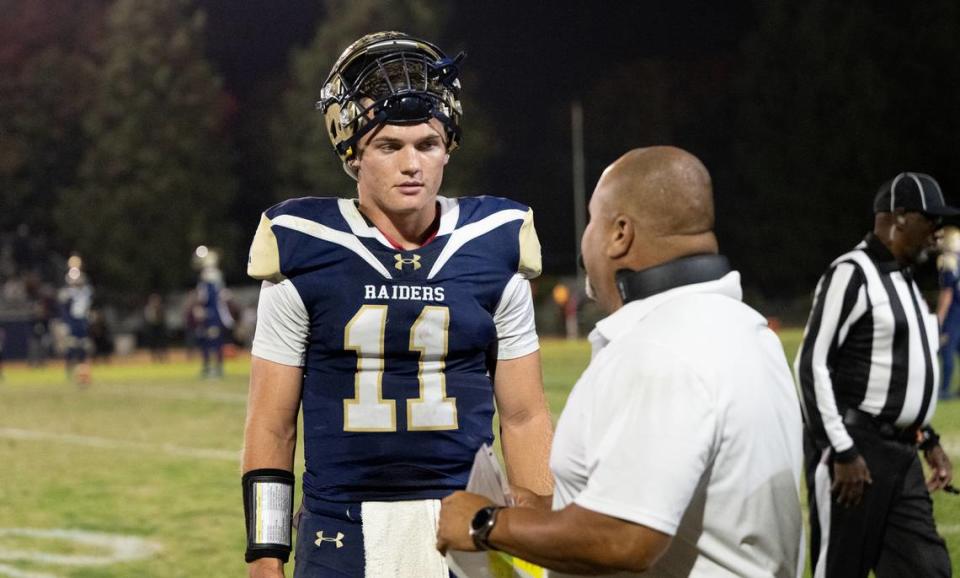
[580,146,719,312]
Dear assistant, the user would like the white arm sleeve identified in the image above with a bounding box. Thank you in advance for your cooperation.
[493,273,540,360]
[251,280,309,367]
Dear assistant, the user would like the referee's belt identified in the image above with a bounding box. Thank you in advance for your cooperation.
[843,408,920,444]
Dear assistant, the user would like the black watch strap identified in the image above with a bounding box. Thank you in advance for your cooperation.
[470,506,502,551]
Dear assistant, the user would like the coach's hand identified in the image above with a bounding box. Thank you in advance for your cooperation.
[833,455,873,507]
[924,445,953,492]
[248,558,285,578]
[437,491,494,555]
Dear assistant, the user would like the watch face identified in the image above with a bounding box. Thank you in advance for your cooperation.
[471,507,494,532]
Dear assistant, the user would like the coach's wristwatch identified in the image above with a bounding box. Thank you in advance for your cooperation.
[469,506,502,551]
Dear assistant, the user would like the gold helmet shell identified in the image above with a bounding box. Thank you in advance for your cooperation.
[317,31,464,180]
[939,225,960,254]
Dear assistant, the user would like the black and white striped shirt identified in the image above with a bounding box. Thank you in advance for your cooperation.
[794,233,940,458]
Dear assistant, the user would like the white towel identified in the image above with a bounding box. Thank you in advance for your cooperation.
[362,499,449,578]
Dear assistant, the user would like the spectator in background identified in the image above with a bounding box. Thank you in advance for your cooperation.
[0,327,5,380]
[89,308,113,363]
[143,293,169,362]
[27,294,53,368]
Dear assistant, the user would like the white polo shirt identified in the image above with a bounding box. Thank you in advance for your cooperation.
[549,272,803,578]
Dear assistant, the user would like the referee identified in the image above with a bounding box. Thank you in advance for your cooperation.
[795,172,955,577]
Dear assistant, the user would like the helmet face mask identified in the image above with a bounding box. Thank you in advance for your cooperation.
[318,32,464,179]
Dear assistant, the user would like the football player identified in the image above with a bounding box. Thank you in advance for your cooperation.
[193,246,234,378]
[59,257,93,385]
[241,32,554,578]
[937,225,960,398]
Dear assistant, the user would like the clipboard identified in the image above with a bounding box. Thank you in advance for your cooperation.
[445,444,546,578]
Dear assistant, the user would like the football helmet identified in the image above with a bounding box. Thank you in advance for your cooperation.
[192,245,220,271]
[317,31,464,179]
[940,226,960,254]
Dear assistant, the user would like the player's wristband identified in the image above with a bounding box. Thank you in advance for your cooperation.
[243,469,295,563]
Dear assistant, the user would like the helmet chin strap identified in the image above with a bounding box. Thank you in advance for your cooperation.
[336,109,389,157]
[335,93,459,158]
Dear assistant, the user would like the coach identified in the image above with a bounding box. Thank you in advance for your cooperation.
[438,146,804,576]
[795,172,955,577]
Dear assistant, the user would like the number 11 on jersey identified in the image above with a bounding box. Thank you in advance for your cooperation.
[343,305,458,432]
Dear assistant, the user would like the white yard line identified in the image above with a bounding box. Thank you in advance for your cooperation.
[0,428,238,462]
[0,564,57,578]
[939,524,960,535]
[92,388,247,404]
[0,528,161,578]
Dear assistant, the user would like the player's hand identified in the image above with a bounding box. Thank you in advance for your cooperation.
[248,557,285,578]
[832,455,872,507]
[510,485,552,510]
[437,491,494,555]
[924,445,953,492]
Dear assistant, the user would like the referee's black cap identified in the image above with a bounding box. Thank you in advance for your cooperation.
[873,172,960,217]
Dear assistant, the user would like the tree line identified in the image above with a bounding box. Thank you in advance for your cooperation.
[2,0,958,301]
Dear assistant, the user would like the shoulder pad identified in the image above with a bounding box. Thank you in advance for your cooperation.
[247,213,284,282]
[939,253,958,275]
[456,195,529,222]
[518,208,542,279]
[265,196,344,223]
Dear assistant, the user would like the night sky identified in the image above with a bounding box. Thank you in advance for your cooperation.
[198,1,754,275]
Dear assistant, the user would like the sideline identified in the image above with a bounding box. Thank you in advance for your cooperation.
[0,427,239,462]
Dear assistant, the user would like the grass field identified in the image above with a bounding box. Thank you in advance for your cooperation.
[1,331,958,577]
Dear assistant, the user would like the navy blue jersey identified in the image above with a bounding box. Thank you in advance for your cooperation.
[248,196,541,504]
[197,276,233,330]
[59,284,92,338]
[939,252,960,325]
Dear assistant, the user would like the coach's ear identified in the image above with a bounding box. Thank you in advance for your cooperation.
[607,214,634,260]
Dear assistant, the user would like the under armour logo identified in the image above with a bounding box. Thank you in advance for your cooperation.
[394,254,421,270]
[315,530,344,548]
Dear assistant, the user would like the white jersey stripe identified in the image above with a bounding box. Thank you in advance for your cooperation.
[836,286,867,347]
[808,262,857,452]
[337,197,462,250]
[427,209,527,279]
[271,214,393,279]
[812,449,832,578]
[892,273,926,426]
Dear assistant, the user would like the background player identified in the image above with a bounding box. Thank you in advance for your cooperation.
[193,246,234,378]
[241,32,554,577]
[937,225,960,399]
[59,256,93,385]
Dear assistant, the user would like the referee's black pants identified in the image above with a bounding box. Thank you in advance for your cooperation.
[805,426,951,577]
